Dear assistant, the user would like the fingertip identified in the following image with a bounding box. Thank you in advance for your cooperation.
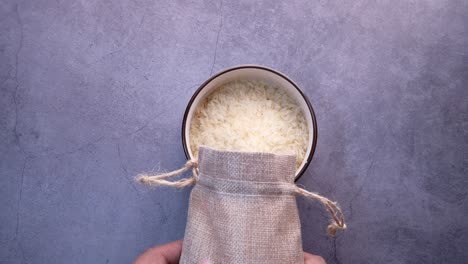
[304,252,326,264]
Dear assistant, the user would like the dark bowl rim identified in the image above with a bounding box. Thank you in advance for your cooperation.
[181,64,318,182]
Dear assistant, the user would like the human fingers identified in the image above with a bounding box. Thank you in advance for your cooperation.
[304,252,326,264]
[133,240,183,264]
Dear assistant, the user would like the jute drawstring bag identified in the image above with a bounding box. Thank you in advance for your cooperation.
[137,146,346,264]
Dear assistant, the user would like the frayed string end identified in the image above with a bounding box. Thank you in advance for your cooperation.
[327,222,347,236]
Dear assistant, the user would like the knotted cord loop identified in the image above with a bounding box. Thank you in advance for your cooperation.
[136,160,198,187]
[295,187,346,236]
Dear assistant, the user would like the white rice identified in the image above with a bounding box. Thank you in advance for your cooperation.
[189,80,309,169]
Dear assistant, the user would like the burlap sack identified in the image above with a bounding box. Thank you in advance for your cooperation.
[137,146,346,264]
[180,147,303,264]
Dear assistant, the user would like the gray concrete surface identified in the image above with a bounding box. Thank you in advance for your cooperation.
[1,0,467,263]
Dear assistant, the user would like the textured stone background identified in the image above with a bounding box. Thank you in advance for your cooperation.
[1,0,467,263]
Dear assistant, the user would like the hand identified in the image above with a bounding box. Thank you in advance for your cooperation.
[134,240,326,264]
[133,240,182,264]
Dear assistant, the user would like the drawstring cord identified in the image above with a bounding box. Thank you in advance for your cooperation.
[136,160,199,187]
[136,160,346,236]
[294,187,346,236]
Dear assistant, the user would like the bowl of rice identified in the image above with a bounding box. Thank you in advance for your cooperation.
[182,65,317,180]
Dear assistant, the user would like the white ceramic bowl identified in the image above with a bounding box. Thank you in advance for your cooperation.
[182,65,317,181]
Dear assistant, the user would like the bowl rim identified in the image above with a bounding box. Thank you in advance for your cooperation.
[181,64,318,182]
